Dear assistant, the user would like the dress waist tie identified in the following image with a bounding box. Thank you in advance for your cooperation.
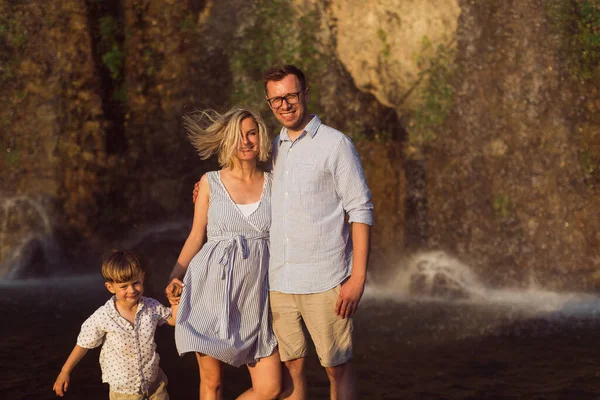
[208,233,269,339]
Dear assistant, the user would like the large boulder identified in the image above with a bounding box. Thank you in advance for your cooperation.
[326,0,460,111]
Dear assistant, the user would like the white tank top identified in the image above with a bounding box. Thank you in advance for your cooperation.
[236,201,259,217]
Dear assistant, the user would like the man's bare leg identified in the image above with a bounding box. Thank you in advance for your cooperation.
[325,361,356,400]
[279,358,306,400]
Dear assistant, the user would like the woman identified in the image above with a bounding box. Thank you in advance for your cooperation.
[165,108,280,400]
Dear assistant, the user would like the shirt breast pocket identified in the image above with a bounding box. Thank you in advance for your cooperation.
[294,163,324,194]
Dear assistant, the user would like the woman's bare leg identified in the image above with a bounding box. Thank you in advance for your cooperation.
[236,350,282,400]
[196,353,225,400]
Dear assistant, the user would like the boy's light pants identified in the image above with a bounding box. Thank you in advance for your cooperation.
[109,369,169,400]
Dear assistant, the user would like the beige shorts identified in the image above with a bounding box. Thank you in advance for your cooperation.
[109,369,169,400]
[270,285,353,367]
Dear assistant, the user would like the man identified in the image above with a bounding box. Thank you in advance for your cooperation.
[264,64,374,400]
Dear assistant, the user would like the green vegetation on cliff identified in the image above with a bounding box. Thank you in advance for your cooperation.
[548,0,600,81]
[406,36,457,159]
[493,193,513,219]
[99,16,124,82]
[377,28,391,59]
[229,1,325,125]
[547,0,600,186]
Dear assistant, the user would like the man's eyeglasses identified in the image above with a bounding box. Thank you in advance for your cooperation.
[266,90,305,109]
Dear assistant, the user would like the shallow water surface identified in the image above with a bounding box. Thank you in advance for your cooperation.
[2,273,600,399]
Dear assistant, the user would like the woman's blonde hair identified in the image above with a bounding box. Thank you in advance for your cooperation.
[184,107,270,169]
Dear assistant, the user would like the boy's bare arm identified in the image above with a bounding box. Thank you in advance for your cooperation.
[167,302,179,326]
[53,345,88,397]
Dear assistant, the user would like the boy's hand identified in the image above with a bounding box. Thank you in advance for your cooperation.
[166,278,185,305]
[53,371,70,397]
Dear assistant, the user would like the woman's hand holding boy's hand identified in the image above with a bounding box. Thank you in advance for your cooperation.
[166,278,185,305]
[53,371,70,397]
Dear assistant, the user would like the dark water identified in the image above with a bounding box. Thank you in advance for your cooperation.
[2,273,600,400]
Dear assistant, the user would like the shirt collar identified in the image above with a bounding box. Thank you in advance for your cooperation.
[106,295,145,318]
[279,114,321,143]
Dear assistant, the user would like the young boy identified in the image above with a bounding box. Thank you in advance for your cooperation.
[53,249,183,399]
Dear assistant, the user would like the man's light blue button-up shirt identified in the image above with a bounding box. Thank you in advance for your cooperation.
[269,115,374,294]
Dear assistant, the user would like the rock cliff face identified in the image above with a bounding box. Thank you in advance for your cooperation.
[1,0,599,288]
[426,0,600,288]
[1,1,107,276]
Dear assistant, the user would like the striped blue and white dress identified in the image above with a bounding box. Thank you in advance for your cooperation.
[175,171,277,367]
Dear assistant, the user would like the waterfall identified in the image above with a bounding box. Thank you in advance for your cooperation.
[0,195,60,279]
[364,250,600,317]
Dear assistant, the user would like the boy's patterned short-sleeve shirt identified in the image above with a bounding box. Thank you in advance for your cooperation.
[77,296,172,395]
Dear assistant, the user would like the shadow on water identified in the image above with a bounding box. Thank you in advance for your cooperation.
[2,234,600,399]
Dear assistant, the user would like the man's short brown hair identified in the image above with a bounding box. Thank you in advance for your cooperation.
[262,64,307,94]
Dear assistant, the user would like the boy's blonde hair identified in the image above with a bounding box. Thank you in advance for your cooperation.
[184,107,270,170]
[101,249,145,283]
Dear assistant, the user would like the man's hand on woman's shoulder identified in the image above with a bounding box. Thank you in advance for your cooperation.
[192,178,201,203]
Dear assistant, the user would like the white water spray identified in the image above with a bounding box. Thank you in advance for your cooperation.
[365,250,600,318]
[0,195,60,279]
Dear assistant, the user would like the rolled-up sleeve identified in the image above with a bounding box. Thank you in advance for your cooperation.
[329,136,374,226]
[154,302,172,326]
